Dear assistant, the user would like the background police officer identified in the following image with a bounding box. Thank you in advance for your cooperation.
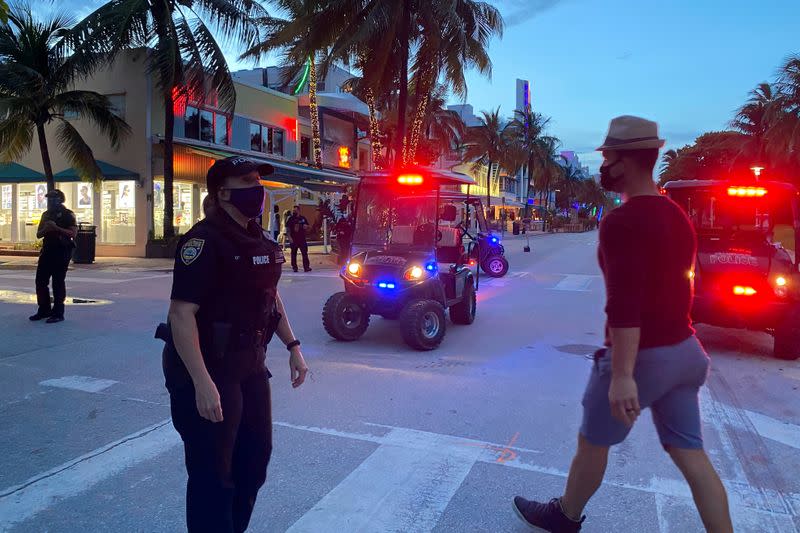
[30,189,77,323]
[286,205,311,272]
[163,157,309,533]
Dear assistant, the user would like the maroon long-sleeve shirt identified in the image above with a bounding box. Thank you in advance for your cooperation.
[599,195,697,348]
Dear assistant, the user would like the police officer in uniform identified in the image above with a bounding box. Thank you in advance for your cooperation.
[30,189,77,323]
[161,156,309,533]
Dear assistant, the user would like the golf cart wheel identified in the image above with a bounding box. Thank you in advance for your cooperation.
[322,292,370,341]
[774,306,800,360]
[482,255,509,278]
[400,300,447,351]
[450,279,477,325]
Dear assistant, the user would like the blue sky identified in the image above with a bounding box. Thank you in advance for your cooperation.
[46,1,800,171]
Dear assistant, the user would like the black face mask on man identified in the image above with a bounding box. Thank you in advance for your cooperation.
[226,185,265,219]
[599,158,626,193]
[47,198,63,210]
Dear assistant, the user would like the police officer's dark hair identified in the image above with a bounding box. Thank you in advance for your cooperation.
[622,148,660,172]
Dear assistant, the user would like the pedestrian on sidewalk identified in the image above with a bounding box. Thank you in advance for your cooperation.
[513,116,733,533]
[272,204,281,241]
[30,189,77,324]
[287,205,311,272]
[162,157,309,533]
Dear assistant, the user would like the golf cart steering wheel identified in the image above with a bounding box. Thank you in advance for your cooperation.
[415,223,442,245]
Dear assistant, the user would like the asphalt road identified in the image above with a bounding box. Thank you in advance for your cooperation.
[0,231,799,532]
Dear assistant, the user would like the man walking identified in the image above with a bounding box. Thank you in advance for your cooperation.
[30,189,77,323]
[287,205,311,272]
[513,116,733,532]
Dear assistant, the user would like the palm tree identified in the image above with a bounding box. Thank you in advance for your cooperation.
[731,82,778,168]
[529,135,562,231]
[242,0,333,169]
[71,0,266,239]
[0,6,131,191]
[318,0,503,166]
[765,57,800,176]
[0,1,8,24]
[505,108,550,209]
[659,149,678,182]
[557,160,584,207]
[462,108,509,217]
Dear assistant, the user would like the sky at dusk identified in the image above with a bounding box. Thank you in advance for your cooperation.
[40,0,800,172]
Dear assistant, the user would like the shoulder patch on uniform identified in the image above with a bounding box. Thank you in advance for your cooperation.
[180,238,205,265]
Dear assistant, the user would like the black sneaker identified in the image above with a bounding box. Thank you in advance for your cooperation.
[513,497,585,532]
[29,312,51,321]
[304,267,312,272]
[292,267,298,272]
[45,316,65,324]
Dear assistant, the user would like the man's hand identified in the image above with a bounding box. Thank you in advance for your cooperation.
[289,349,308,388]
[609,375,640,426]
[194,376,223,422]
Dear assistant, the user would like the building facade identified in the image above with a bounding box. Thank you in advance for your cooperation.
[2,49,369,257]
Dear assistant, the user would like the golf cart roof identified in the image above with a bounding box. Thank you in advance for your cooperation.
[359,168,477,186]
[663,180,799,195]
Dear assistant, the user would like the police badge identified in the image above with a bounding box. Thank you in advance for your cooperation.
[180,238,205,265]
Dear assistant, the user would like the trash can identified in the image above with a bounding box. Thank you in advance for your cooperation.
[512,221,520,235]
[73,224,96,264]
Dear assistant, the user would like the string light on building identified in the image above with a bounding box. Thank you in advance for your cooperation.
[366,88,383,169]
[308,56,323,168]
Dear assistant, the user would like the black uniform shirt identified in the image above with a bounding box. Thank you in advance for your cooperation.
[168,209,285,381]
[39,207,77,251]
[287,214,309,243]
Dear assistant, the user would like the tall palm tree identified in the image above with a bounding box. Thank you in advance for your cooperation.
[242,0,332,169]
[557,160,584,207]
[70,0,266,239]
[318,0,502,166]
[505,108,550,209]
[530,135,562,231]
[0,6,131,191]
[765,57,800,175]
[731,82,778,167]
[659,148,678,182]
[462,108,509,217]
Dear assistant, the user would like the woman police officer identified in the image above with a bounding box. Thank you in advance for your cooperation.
[162,156,308,532]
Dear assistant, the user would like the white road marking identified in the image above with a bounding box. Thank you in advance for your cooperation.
[0,420,178,532]
[743,409,800,450]
[549,274,595,292]
[286,427,483,533]
[0,273,170,284]
[39,375,119,393]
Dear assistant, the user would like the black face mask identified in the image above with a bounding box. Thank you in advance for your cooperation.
[47,198,63,210]
[599,160,625,193]
[227,185,265,218]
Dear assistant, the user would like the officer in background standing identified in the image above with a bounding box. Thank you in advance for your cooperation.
[286,205,311,272]
[161,156,309,533]
[30,189,77,323]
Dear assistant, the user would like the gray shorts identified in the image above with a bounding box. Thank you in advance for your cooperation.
[580,336,710,449]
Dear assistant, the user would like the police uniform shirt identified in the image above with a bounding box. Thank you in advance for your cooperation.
[169,209,285,380]
[38,207,77,251]
[287,214,309,243]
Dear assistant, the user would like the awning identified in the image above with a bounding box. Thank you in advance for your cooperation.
[53,160,140,182]
[0,163,45,183]
[182,142,358,192]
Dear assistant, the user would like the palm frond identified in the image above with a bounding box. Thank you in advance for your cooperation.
[0,111,35,162]
[51,90,132,149]
[55,118,103,183]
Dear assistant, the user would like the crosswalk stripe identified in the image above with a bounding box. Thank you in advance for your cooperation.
[550,274,595,292]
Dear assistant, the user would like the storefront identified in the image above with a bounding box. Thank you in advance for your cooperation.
[0,163,48,246]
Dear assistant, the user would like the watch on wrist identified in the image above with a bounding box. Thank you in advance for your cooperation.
[286,340,301,351]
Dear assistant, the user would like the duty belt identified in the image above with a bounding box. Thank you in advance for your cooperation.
[234,329,268,349]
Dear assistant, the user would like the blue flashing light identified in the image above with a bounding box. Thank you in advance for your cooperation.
[387,283,396,289]
[425,262,437,272]
[490,236,500,244]
[378,282,396,289]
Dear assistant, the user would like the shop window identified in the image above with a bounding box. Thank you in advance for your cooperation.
[200,110,214,142]
[273,129,284,156]
[17,183,48,242]
[250,122,285,156]
[215,114,228,145]
[185,106,200,139]
[153,179,197,238]
[101,181,136,244]
[0,184,12,242]
[60,182,94,225]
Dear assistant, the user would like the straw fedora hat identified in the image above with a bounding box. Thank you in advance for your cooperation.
[596,115,666,151]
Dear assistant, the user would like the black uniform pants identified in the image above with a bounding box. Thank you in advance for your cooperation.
[290,241,310,271]
[169,371,272,533]
[35,247,71,316]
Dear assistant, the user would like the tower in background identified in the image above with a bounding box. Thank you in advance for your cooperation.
[515,79,531,113]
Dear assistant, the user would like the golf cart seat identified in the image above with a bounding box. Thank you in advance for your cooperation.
[437,227,465,264]
[391,225,415,244]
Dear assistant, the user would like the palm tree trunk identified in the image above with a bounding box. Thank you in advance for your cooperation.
[36,123,55,192]
[396,0,411,166]
[407,65,434,164]
[366,89,382,169]
[163,90,176,240]
[309,58,323,169]
[485,161,492,224]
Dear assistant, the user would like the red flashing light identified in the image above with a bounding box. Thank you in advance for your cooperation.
[727,186,767,198]
[397,174,424,185]
[733,285,757,296]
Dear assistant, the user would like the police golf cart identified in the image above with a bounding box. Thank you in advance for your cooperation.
[664,180,800,360]
[322,169,480,350]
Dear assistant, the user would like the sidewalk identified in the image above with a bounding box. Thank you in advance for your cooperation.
[0,244,341,272]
